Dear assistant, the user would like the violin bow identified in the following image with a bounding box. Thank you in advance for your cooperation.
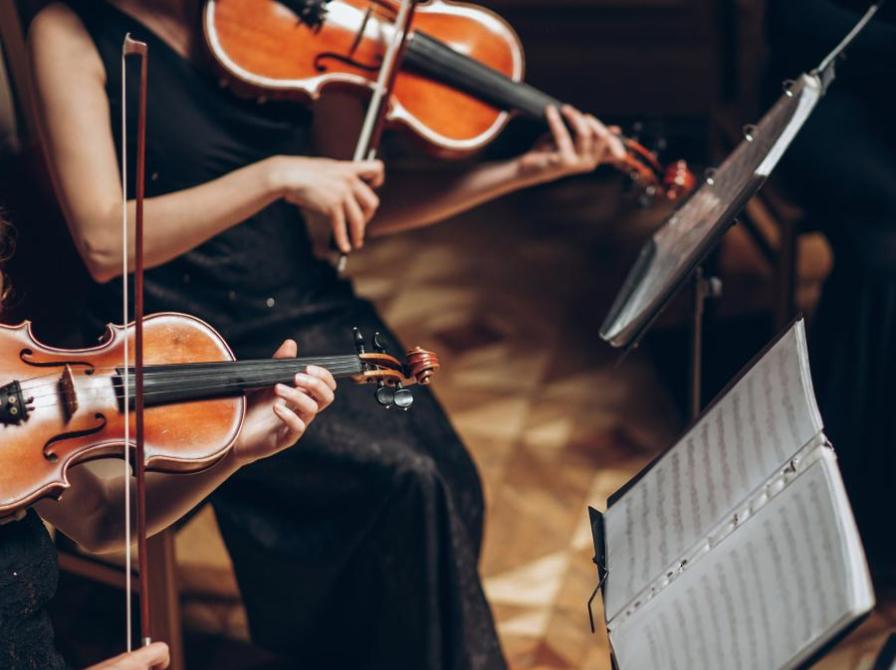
[337,0,418,273]
[121,33,152,650]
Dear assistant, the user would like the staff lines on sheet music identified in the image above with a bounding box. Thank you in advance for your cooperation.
[607,436,827,631]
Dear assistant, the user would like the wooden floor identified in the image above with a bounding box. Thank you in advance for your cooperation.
[59,172,893,668]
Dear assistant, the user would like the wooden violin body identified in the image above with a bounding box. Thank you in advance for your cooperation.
[205,0,523,157]
[205,0,696,198]
[0,313,439,518]
[0,314,241,516]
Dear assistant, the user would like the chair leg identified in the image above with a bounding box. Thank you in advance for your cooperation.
[146,530,185,670]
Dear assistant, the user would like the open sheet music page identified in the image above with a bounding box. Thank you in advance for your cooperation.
[603,321,823,619]
[608,449,874,670]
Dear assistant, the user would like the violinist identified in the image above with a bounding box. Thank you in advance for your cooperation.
[0,209,338,668]
[27,1,624,667]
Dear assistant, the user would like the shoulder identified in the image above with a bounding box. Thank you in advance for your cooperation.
[28,3,104,84]
[29,3,87,44]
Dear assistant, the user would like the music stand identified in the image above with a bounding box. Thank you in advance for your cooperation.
[602,61,847,418]
[600,2,884,419]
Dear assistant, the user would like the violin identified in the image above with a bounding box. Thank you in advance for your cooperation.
[202,0,697,200]
[0,312,440,519]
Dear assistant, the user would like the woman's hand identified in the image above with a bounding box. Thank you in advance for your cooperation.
[84,643,170,669]
[37,341,334,553]
[233,339,337,466]
[516,105,626,185]
[267,156,385,253]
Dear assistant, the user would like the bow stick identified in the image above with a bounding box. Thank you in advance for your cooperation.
[121,33,152,651]
[336,0,418,273]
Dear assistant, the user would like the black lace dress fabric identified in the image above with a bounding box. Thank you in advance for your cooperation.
[66,3,506,668]
[0,512,67,670]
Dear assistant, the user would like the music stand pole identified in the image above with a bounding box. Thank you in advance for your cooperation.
[688,265,722,420]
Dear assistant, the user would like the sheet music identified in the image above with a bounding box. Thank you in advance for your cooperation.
[610,450,873,670]
[604,321,823,619]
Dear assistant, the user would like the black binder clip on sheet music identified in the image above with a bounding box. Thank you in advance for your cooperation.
[599,2,887,418]
[588,319,876,670]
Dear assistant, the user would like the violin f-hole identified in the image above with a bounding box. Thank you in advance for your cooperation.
[20,348,96,372]
[314,51,382,73]
[43,413,108,463]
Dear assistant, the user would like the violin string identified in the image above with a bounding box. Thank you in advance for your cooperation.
[23,364,366,407]
[18,354,364,384]
[26,380,368,412]
[17,359,371,402]
[18,373,66,391]
[24,364,370,411]
[17,355,367,392]
[23,362,366,399]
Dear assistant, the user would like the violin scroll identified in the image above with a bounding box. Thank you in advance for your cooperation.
[356,348,441,388]
[663,159,697,201]
[406,347,440,386]
[620,136,696,203]
[352,328,440,409]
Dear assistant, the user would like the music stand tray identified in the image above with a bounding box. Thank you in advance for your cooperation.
[600,72,824,351]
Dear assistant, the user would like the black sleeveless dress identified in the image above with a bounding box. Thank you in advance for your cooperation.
[0,512,67,670]
[68,3,504,668]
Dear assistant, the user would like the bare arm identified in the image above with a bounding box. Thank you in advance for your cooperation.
[36,456,243,554]
[36,343,336,554]
[28,4,288,282]
[28,4,383,282]
[313,92,625,238]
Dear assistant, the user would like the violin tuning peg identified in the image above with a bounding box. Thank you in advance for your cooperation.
[353,327,366,354]
[372,332,388,354]
[393,386,414,411]
[375,385,395,409]
[406,348,440,386]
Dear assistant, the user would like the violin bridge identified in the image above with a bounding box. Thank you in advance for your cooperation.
[59,364,79,422]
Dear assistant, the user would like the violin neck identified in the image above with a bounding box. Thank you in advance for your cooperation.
[118,356,363,407]
[406,32,561,121]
